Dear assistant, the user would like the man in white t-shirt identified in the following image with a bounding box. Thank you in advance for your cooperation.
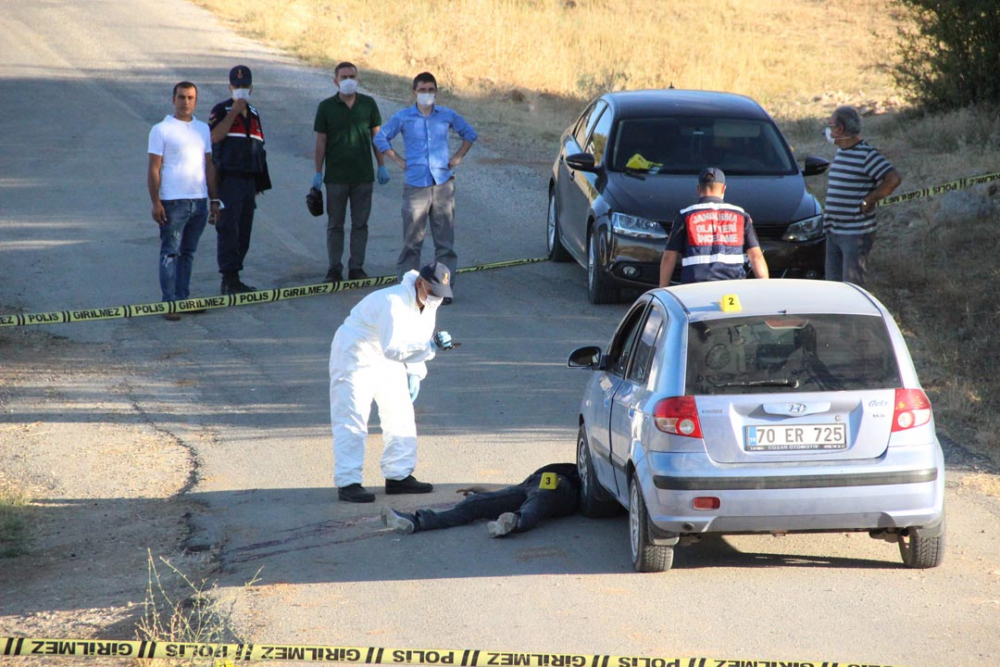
[147,81,219,320]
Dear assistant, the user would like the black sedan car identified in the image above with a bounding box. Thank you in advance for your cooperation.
[547,89,830,303]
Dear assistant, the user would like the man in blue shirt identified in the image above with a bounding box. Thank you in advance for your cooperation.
[374,72,478,302]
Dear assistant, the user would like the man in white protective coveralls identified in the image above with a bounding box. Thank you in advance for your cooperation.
[329,261,456,503]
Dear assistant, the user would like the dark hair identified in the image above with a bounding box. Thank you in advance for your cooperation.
[832,105,862,135]
[172,81,198,99]
[412,72,437,90]
[334,62,357,78]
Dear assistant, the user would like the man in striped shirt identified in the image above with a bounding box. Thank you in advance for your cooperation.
[823,106,902,286]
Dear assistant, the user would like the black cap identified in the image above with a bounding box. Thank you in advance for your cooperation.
[229,65,252,86]
[418,262,453,298]
[698,166,726,186]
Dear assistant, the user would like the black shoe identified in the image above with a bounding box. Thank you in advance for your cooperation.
[325,269,343,284]
[338,483,375,503]
[221,277,257,295]
[348,268,369,280]
[385,475,433,495]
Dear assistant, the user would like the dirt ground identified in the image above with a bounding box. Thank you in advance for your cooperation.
[0,325,211,655]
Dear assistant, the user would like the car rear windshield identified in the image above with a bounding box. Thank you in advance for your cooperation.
[685,314,902,395]
[612,116,796,176]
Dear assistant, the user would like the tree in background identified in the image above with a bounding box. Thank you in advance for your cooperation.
[894,0,1000,110]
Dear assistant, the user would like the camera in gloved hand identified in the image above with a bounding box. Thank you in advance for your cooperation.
[433,330,456,350]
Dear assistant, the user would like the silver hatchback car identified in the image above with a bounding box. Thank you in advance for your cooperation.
[569,280,945,572]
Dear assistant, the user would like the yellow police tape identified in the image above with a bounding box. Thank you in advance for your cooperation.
[0,257,548,328]
[0,637,906,667]
[877,169,1000,207]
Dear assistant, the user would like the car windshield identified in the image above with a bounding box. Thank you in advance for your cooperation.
[612,116,797,176]
[685,314,902,395]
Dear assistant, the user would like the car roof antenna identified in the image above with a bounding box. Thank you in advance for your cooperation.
[669,82,675,89]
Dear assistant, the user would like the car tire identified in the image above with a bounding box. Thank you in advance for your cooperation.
[898,515,945,569]
[629,476,673,572]
[547,190,572,262]
[577,425,621,518]
[587,231,619,304]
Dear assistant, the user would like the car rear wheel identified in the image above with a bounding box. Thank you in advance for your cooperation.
[629,476,673,572]
[577,425,620,518]
[547,190,572,262]
[587,231,619,304]
[899,515,945,569]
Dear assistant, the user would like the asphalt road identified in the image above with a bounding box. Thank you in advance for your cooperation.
[1,2,999,666]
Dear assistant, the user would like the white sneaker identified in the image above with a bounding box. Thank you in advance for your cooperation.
[487,512,518,538]
[380,506,415,534]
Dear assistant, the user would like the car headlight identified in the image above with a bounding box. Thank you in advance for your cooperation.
[611,212,668,239]
[782,214,824,242]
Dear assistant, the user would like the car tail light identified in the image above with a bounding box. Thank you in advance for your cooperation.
[693,497,720,510]
[653,396,703,438]
[891,388,932,432]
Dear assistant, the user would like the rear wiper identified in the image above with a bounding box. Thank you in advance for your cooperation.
[713,379,800,388]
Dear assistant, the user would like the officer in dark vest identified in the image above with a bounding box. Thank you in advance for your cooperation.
[208,65,271,295]
[658,167,768,286]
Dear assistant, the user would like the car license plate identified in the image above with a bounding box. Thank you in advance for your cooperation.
[745,424,847,451]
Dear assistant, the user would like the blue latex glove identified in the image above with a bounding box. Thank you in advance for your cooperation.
[312,172,323,190]
[407,374,421,402]
[433,330,453,350]
[377,165,390,185]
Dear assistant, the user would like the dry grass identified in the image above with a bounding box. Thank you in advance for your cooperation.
[195,0,904,125]
[0,483,31,558]
[194,0,1000,463]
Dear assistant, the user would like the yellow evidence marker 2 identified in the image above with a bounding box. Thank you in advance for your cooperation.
[720,294,742,313]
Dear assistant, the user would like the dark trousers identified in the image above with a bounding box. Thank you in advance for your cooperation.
[217,175,257,276]
[415,473,578,533]
[326,182,373,274]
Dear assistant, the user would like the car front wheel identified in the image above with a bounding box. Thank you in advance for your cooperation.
[899,515,945,569]
[577,425,620,518]
[587,231,618,304]
[629,476,673,572]
[547,190,572,262]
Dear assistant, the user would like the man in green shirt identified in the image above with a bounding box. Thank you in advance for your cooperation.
[313,62,389,283]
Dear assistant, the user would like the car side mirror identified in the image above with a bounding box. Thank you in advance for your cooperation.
[565,152,598,173]
[802,155,830,177]
[568,345,603,369]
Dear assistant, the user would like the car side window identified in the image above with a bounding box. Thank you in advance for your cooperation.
[571,103,597,148]
[626,307,665,385]
[605,302,648,377]
[575,100,607,150]
[588,107,614,168]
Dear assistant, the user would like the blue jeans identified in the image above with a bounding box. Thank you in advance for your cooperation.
[159,198,208,301]
[825,231,875,287]
[413,472,579,533]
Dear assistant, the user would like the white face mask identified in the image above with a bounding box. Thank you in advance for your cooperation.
[232,88,251,101]
[338,79,358,96]
[416,92,436,107]
[424,292,443,307]
[825,127,838,144]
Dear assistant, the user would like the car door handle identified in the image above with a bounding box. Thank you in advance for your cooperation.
[628,406,636,418]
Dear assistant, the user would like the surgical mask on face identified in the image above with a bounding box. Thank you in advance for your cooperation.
[417,92,436,107]
[338,79,358,95]
[825,127,838,144]
[232,88,251,101]
[425,293,443,306]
